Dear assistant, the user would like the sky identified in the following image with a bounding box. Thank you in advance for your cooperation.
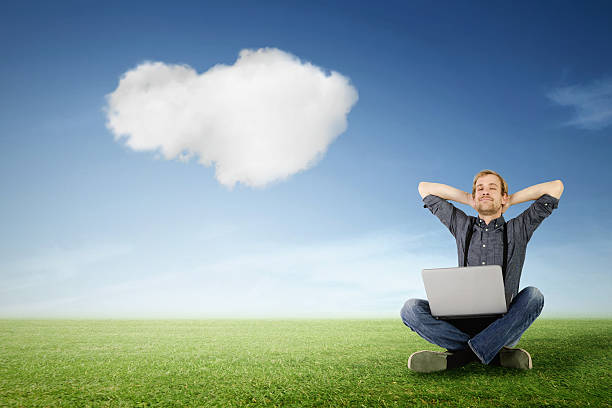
[1,0,611,318]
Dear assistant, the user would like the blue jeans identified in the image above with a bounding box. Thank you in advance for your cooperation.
[400,286,544,364]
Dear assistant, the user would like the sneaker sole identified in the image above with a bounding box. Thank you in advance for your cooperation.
[499,347,532,370]
[408,350,449,373]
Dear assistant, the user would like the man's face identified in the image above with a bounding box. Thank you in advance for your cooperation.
[473,174,507,216]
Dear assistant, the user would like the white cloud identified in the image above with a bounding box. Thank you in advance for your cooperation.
[548,77,612,130]
[105,48,359,188]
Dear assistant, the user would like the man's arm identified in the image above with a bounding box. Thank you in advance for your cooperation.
[419,182,472,239]
[510,180,563,242]
[507,180,564,207]
[418,182,473,206]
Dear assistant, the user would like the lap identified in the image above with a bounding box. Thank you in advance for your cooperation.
[445,317,499,337]
[402,298,500,337]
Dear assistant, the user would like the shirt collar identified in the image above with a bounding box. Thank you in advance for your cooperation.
[476,215,506,230]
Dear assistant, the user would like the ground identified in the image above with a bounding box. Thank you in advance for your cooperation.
[0,319,610,407]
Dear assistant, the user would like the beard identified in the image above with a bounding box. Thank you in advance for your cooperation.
[476,199,501,216]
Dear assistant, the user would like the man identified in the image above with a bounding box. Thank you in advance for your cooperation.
[400,170,564,372]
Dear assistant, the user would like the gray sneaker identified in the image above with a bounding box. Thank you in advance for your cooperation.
[499,347,532,370]
[407,350,450,373]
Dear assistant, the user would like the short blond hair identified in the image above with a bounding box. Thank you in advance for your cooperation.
[472,170,508,196]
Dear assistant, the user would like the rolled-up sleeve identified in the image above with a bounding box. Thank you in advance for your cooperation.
[514,194,559,242]
[423,195,470,239]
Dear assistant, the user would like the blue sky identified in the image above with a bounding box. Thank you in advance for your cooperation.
[1,1,611,317]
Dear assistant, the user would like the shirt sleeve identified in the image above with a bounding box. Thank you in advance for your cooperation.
[422,194,471,239]
[513,194,559,242]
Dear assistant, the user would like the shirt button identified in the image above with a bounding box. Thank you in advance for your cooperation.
[482,262,486,265]
[485,229,488,231]
[482,244,486,247]
[544,203,548,206]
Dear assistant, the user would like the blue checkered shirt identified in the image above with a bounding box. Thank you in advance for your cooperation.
[423,194,559,305]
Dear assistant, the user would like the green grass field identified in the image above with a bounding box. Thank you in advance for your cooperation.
[0,319,610,407]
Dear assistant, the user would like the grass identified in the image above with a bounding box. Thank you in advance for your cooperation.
[0,319,610,407]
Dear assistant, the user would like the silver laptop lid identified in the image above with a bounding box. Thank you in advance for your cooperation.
[422,265,507,319]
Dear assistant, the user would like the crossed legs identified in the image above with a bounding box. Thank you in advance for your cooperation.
[400,286,544,365]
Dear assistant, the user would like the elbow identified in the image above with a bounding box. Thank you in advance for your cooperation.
[418,182,429,199]
[552,179,564,199]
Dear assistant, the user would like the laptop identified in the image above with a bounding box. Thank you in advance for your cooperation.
[421,265,507,319]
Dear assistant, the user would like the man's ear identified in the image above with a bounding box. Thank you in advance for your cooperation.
[501,193,509,204]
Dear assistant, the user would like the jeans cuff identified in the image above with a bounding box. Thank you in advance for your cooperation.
[467,339,486,364]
